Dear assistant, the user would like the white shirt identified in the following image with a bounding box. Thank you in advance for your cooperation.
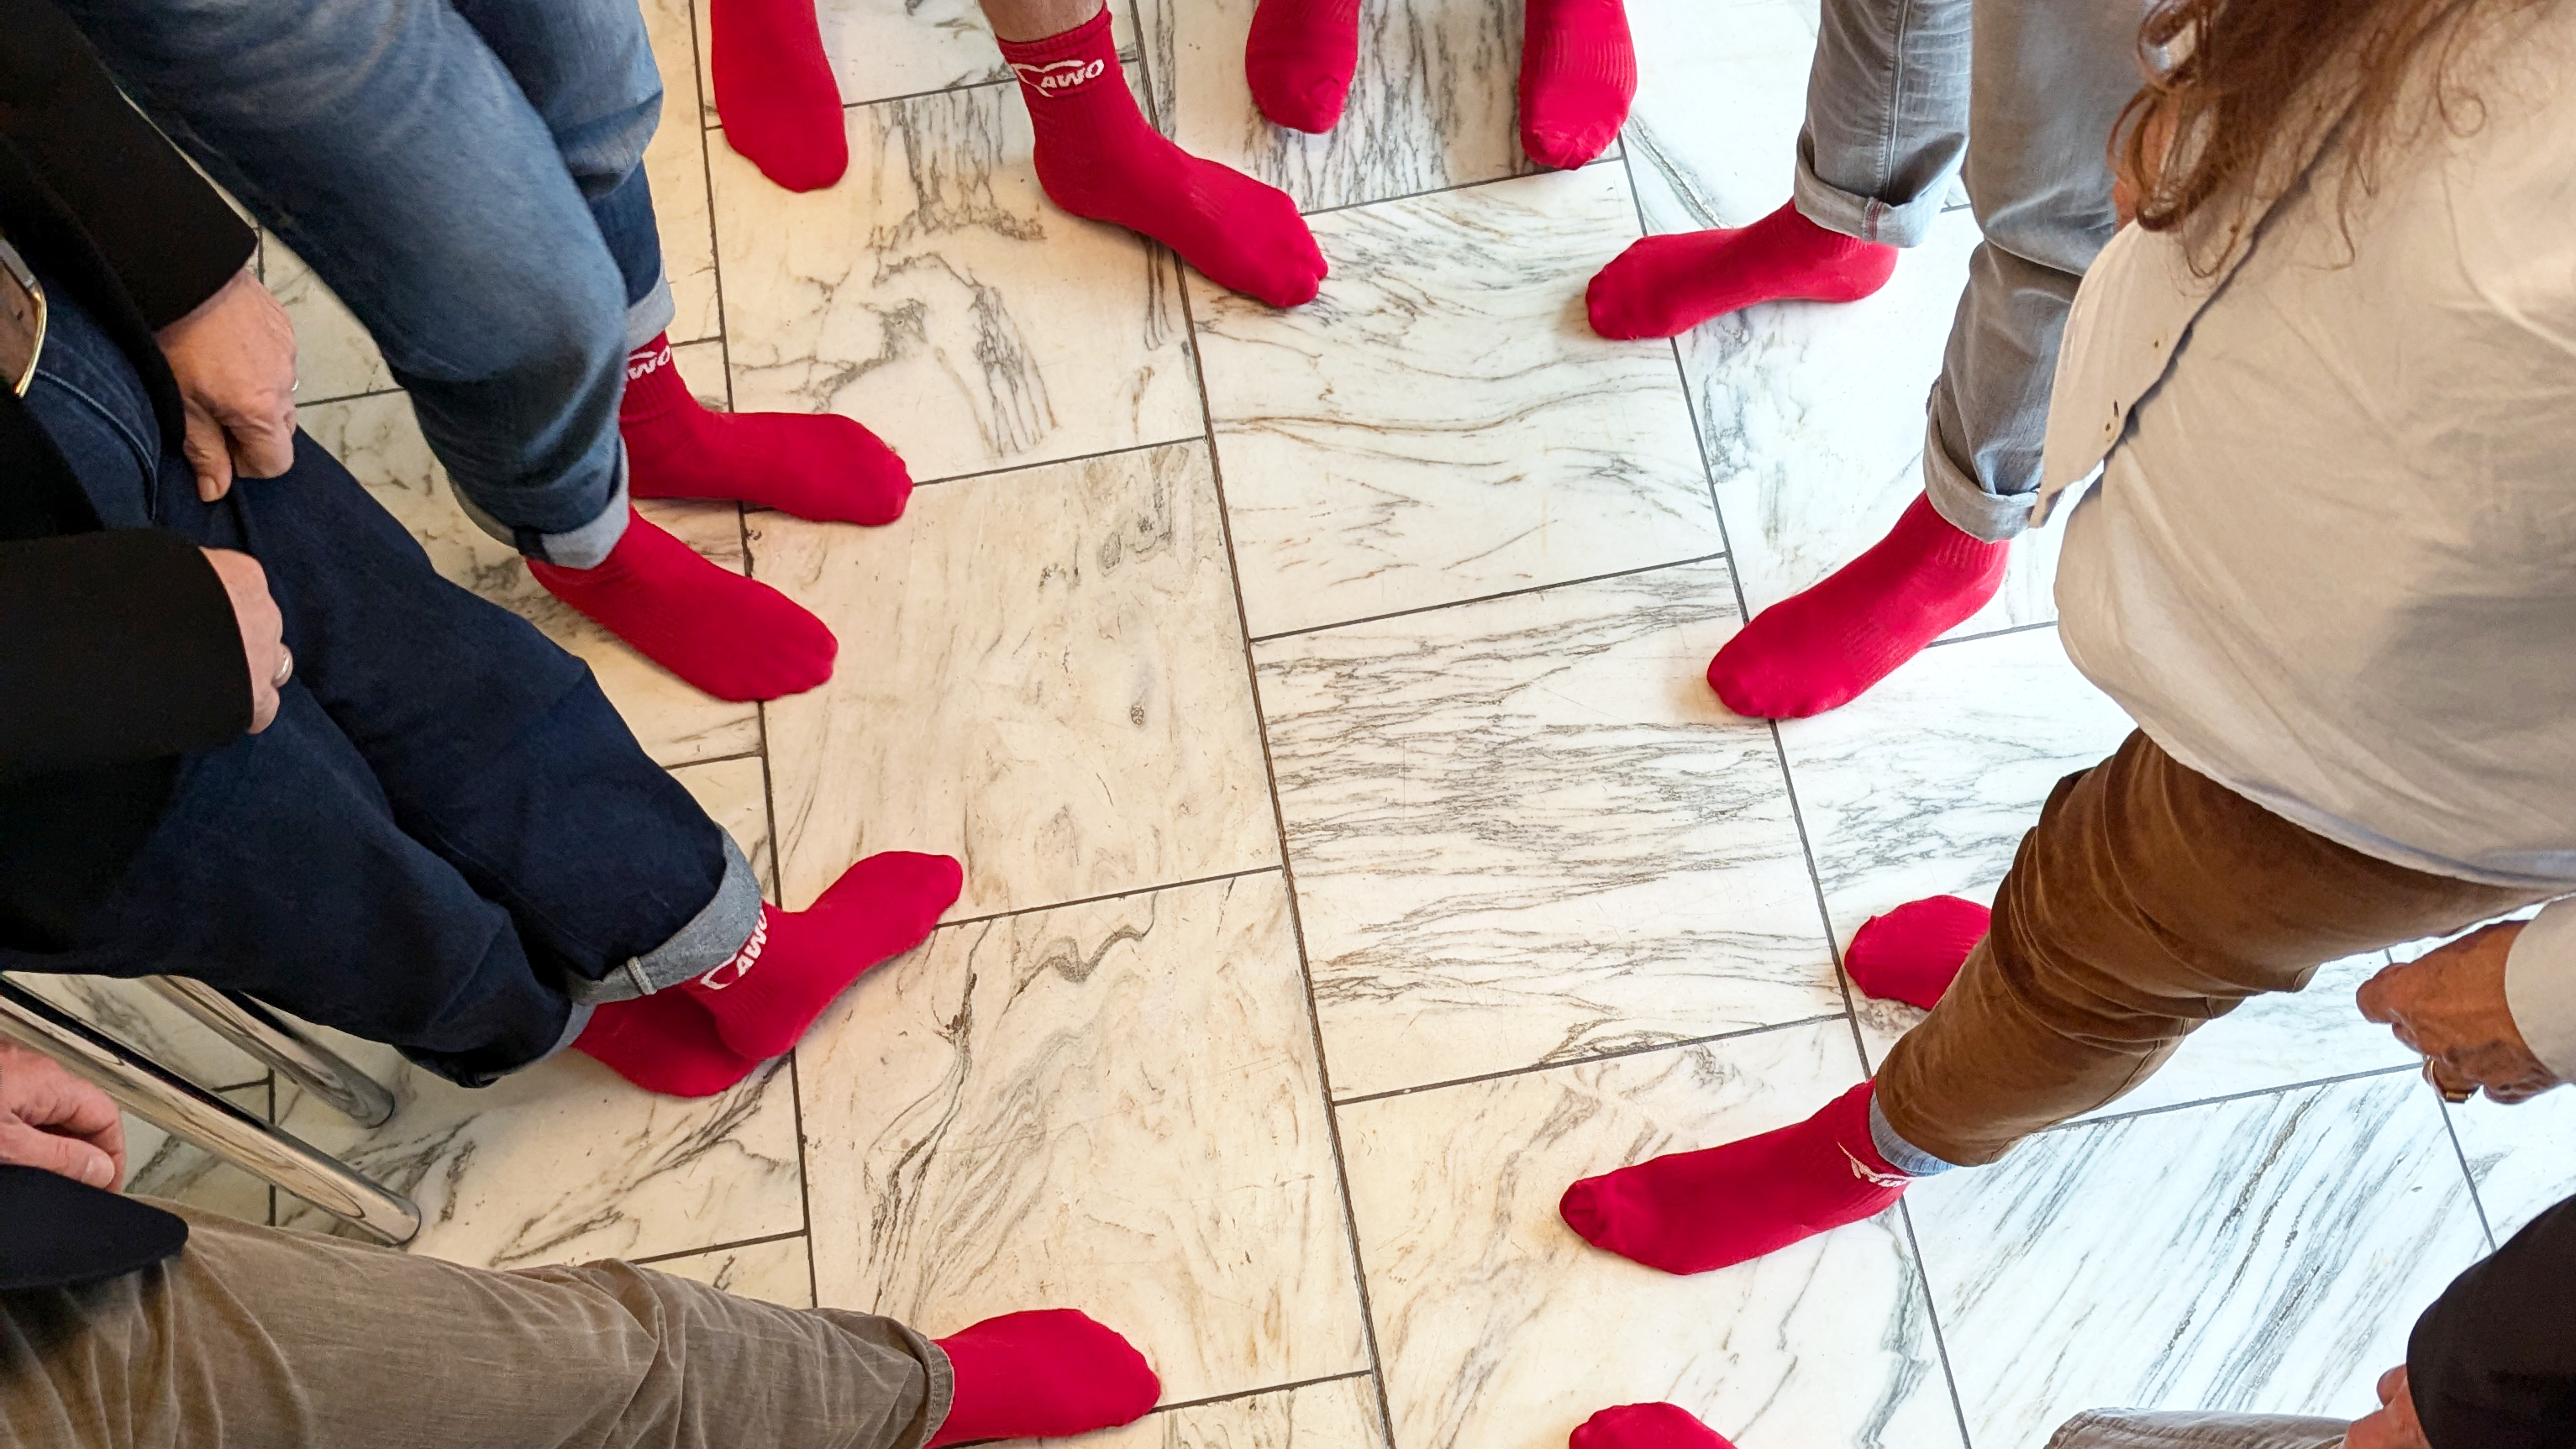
[2035,16,2576,1078]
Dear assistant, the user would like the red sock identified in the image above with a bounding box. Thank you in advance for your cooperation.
[679,852,963,1060]
[574,992,761,1099]
[528,508,837,703]
[1706,493,2006,720]
[1847,896,1989,1010]
[1559,1082,1907,1275]
[621,336,911,526]
[1001,9,1327,308]
[1245,0,1363,133]
[1520,0,1636,170]
[1571,1404,1740,1449]
[1586,202,1897,339]
[709,0,848,192]
[927,1310,1161,1447]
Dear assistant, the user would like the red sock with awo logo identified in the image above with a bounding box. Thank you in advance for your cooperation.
[620,335,912,526]
[708,0,848,191]
[999,8,1327,307]
[678,852,964,1060]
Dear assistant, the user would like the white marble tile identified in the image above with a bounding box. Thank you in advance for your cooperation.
[646,1235,817,1307]
[1909,1074,2489,1445]
[1340,1021,1961,1449]
[1619,0,1818,238]
[797,873,1368,1403]
[672,753,777,901]
[1064,1376,1386,1449]
[302,392,763,766]
[643,0,724,344]
[2449,1088,2576,1245]
[1198,164,1716,638]
[672,337,733,407]
[268,238,396,405]
[759,441,1275,918]
[4,973,265,1090]
[709,75,1202,487]
[273,1032,805,1269]
[1259,560,1836,1099]
[123,1083,276,1228]
[1159,0,1540,214]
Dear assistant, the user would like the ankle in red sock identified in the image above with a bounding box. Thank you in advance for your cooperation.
[528,508,838,703]
[1001,9,1327,307]
[1587,201,1897,339]
[1571,1404,1740,1449]
[1247,0,1363,133]
[711,0,848,191]
[928,1310,1160,1447]
[575,993,762,1099]
[1559,1081,1907,1275]
[1847,895,1989,1010]
[1706,493,2007,720]
[622,335,912,526]
[1520,0,1636,169]
[680,852,963,1060]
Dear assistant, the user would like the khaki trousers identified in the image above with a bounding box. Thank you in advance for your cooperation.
[0,1205,953,1449]
[2048,1410,2349,1449]
[1878,730,2557,1166]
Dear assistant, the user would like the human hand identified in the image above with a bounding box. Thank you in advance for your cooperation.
[2343,1366,2429,1449]
[154,268,297,501]
[0,1042,125,1189]
[2358,923,2562,1104]
[201,547,286,732]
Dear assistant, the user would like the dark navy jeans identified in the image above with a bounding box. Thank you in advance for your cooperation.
[2,283,759,1085]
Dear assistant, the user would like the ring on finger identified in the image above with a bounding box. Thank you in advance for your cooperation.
[271,645,295,689]
[2422,1058,2473,1104]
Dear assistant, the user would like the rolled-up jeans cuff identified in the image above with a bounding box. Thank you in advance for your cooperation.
[1793,150,1952,248]
[455,450,633,569]
[1869,1092,1960,1177]
[1921,428,2037,543]
[566,832,765,1005]
[917,1337,958,1449]
[541,1000,597,1060]
[624,272,676,352]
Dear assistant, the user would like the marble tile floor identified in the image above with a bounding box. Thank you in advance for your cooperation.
[60,0,2565,1446]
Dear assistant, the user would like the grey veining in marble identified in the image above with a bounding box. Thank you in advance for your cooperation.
[1159,0,1539,214]
[1909,1074,2489,1446]
[758,441,1275,919]
[1196,163,1716,637]
[709,74,1201,486]
[1075,1376,1388,1449]
[1259,560,1839,1100]
[1619,0,1819,239]
[796,872,1367,1404]
[1341,1021,1959,1449]
[2449,1088,2576,1245]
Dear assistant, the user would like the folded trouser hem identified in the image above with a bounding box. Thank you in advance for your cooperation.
[455,449,633,569]
[1793,150,1953,249]
[624,273,676,353]
[567,832,765,1005]
[1921,423,2037,544]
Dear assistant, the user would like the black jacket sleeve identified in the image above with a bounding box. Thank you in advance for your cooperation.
[0,531,250,774]
[2410,1193,2576,1449]
[0,0,253,326]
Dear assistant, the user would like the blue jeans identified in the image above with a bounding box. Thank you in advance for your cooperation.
[3,280,760,1085]
[55,0,674,566]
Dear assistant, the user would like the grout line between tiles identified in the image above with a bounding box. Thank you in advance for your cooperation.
[1166,238,1401,1446]
[911,434,1201,493]
[1246,550,1731,645]
[2035,1062,2425,1136]
[1331,1013,1856,1109]
[298,383,407,411]
[628,1226,809,1268]
[1144,1368,1379,1418]
[1922,617,2061,652]
[1293,151,1626,223]
[936,865,1283,932]
[2436,1098,2500,1253]
[666,746,768,772]
[1895,1195,1981,1449]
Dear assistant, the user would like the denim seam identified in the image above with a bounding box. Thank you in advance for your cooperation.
[565,832,763,1005]
[27,371,160,498]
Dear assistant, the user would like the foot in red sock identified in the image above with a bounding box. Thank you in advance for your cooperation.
[1001,9,1327,307]
[928,1310,1160,1447]
[1247,0,1362,133]
[710,0,848,191]
[528,509,837,703]
[622,336,911,526]
[1520,0,1636,169]
[1571,1404,1739,1449]
[680,852,963,1060]
[575,993,761,1098]
[1706,493,2007,719]
[1586,202,1897,339]
[1847,895,1989,1010]
[1559,1081,1907,1275]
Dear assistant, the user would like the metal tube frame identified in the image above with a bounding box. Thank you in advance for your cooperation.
[0,979,420,1245]
[142,976,397,1128]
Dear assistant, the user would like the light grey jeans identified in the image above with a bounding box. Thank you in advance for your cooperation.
[1793,0,2149,541]
[2048,1410,2351,1449]
[0,1205,954,1449]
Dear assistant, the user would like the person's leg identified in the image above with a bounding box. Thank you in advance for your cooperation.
[1560,732,2551,1274]
[60,0,840,704]
[982,0,1328,309]
[2043,1410,2351,1449]
[1701,0,2146,719]
[1584,0,1968,339]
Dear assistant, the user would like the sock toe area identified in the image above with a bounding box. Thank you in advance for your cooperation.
[1572,1403,1740,1449]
